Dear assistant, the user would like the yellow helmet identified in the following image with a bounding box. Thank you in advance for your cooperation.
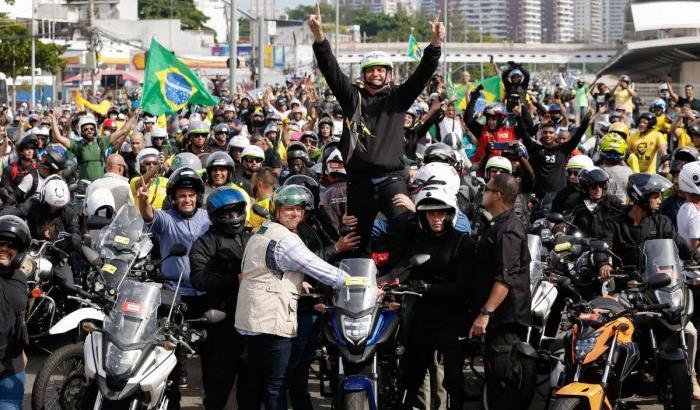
[599,133,627,162]
[608,122,630,139]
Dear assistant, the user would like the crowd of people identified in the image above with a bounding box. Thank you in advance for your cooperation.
[1,6,700,410]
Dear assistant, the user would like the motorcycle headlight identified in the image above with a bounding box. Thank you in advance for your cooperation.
[574,335,598,363]
[37,258,53,281]
[341,314,373,344]
[105,342,141,377]
[655,288,684,313]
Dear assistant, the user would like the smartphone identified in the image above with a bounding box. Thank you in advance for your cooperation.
[492,142,511,151]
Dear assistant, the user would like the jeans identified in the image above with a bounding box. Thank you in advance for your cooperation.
[0,371,24,410]
[238,334,293,410]
[285,313,321,410]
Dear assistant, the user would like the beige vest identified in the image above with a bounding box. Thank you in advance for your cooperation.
[235,221,304,337]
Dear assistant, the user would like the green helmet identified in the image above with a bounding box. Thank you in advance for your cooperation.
[270,185,314,219]
[360,52,393,71]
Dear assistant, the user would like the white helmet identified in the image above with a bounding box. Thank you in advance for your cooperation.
[566,154,594,171]
[228,134,250,150]
[413,162,460,196]
[150,126,168,139]
[241,145,265,160]
[485,156,513,174]
[85,188,115,217]
[679,161,700,196]
[78,115,97,131]
[324,146,346,176]
[31,126,50,138]
[414,185,458,230]
[136,147,160,174]
[42,175,70,208]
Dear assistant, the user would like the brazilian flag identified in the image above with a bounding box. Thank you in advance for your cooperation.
[141,38,218,115]
[408,34,422,61]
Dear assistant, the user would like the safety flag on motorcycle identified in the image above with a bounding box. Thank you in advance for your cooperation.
[408,34,422,62]
[140,38,218,115]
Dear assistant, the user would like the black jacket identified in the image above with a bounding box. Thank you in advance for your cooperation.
[0,268,27,378]
[1,198,81,252]
[313,39,441,181]
[571,194,624,238]
[551,184,582,215]
[189,227,250,317]
[599,209,699,273]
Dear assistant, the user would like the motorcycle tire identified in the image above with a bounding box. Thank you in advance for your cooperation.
[343,391,370,410]
[481,355,537,410]
[31,342,85,410]
[549,397,587,410]
[664,360,691,410]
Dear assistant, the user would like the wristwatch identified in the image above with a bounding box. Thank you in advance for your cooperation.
[480,307,494,316]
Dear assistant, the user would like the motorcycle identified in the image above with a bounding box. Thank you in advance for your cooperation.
[527,234,558,349]
[322,257,427,410]
[550,273,672,410]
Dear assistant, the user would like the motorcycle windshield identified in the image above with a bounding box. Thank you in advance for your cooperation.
[97,205,144,260]
[334,258,377,315]
[643,239,684,312]
[528,234,543,284]
[104,280,160,347]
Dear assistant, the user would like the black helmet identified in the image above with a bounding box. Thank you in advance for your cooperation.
[18,133,38,150]
[206,186,247,236]
[167,166,205,203]
[577,167,609,191]
[205,151,235,183]
[424,142,458,167]
[626,173,672,206]
[283,174,320,208]
[0,215,31,268]
[638,112,657,129]
[300,131,318,143]
[286,142,309,164]
[42,146,68,173]
[687,122,700,138]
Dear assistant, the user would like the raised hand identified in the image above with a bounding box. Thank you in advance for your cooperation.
[308,2,324,43]
[429,10,445,46]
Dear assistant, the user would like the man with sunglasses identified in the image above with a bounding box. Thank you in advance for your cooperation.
[86,153,133,214]
[235,145,265,196]
[569,167,623,238]
[184,120,211,163]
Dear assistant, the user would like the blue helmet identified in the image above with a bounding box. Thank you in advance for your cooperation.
[650,98,667,112]
[206,187,248,235]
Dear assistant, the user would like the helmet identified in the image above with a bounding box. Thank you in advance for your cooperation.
[136,148,160,174]
[651,98,667,112]
[41,175,70,208]
[205,151,235,182]
[483,104,507,119]
[85,188,115,218]
[423,142,459,167]
[171,152,203,172]
[599,133,627,162]
[283,174,320,208]
[270,184,314,219]
[360,51,393,71]
[679,161,700,196]
[658,83,669,91]
[286,142,309,163]
[413,162,460,196]
[619,75,631,83]
[608,122,630,139]
[626,173,672,205]
[674,147,700,164]
[166,166,205,200]
[224,104,236,113]
[290,98,301,107]
[187,120,210,136]
[566,154,594,171]
[318,116,334,129]
[241,145,265,161]
[213,123,230,135]
[42,146,68,173]
[31,126,50,138]
[414,185,458,232]
[228,135,250,150]
[508,69,523,79]
[406,106,419,119]
[206,186,247,235]
[0,215,31,268]
[322,142,345,176]
[547,103,562,113]
[266,112,282,123]
[150,126,168,139]
[264,124,278,136]
[638,112,657,128]
[17,133,38,150]
[485,156,513,175]
[577,167,610,191]
[143,115,157,124]
[300,131,318,143]
[688,122,700,139]
[442,133,462,151]
[78,116,97,131]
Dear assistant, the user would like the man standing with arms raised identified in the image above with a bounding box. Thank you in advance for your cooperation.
[308,6,444,264]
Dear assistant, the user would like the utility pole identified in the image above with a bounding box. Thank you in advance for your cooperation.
[335,0,339,55]
[88,0,97,97]
[442,0,447,81]
[229,0,237,95]
[31,0,36,109]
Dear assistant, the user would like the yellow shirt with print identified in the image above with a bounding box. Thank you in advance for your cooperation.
[627,130,666,174]
[130,176,168,210]
[653,113,670,134]
[249,196,271,231]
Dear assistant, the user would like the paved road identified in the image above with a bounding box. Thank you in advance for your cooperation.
[22,346,673,409]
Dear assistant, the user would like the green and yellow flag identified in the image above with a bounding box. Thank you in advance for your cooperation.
[408,34,422,61]
[457,75,503,110]
[141,38,218,115]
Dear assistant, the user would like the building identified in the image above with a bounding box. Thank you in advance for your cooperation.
[194,0,228,43]
[508,0,541,43]
[573,0,603,43]
[251,0,276,19]
[602,0,626,44]
[462,0,509,40]
[541,0,574,43]
[337,0,398,15]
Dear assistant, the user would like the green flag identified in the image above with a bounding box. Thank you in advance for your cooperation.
[408,34,422,61]
[457,75,502,110]
[141,38,218,115]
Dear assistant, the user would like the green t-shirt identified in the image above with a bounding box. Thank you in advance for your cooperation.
[70,135,111,181]
[574,84,590,108]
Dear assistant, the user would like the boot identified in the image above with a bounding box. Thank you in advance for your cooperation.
[692,370,700,401]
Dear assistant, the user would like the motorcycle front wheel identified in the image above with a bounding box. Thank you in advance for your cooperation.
[549,397,588,410]
[343,391,370,410]
[31,342,85,410]
[663,359,691,410]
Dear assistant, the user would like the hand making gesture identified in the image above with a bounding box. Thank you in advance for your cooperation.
[308,3,324,43]
[429,10,445,47]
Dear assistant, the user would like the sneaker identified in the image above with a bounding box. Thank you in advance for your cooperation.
[177,375,188,389]
[692,376,700,400]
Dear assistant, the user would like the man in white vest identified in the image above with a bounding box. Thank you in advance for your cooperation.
[235,184,350,409]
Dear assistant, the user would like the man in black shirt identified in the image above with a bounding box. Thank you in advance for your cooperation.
[308,5,443,266]
[469,174,534,410]
[677,84,700,111]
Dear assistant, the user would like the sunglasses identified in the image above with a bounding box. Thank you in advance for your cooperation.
[567,170,580,176]
[83,127,96,132]
[245,157,263,164]
[589,183,607,189]
[192,134,207,139]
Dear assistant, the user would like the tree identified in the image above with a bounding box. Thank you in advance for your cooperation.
[0,15,67,76]
[138,0,215,34]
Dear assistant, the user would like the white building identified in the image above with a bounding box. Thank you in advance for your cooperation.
[602,0,626,44]
[338,0,398,16]
[463,0,510,40]
[573,0,603,43]
[542,0,574,43]
[194,0,229,43]
[251,0,276,19]
[509,0,542,43]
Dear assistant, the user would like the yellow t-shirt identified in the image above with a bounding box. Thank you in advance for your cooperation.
[249,196,271,231]
[130,176,168,210]
[627,130,666,174]
[653,113,670,134]
[614,88,635,114]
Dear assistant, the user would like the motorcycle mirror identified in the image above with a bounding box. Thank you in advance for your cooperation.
[252,203,269,218]
[204,309,227,324]
[556,275,573,289]
[81,245,102,267]
[168,243,188,257]
[409,254,431,267]
[68,183,79,193]
[647,273,671,289]
[546,212,565,224]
